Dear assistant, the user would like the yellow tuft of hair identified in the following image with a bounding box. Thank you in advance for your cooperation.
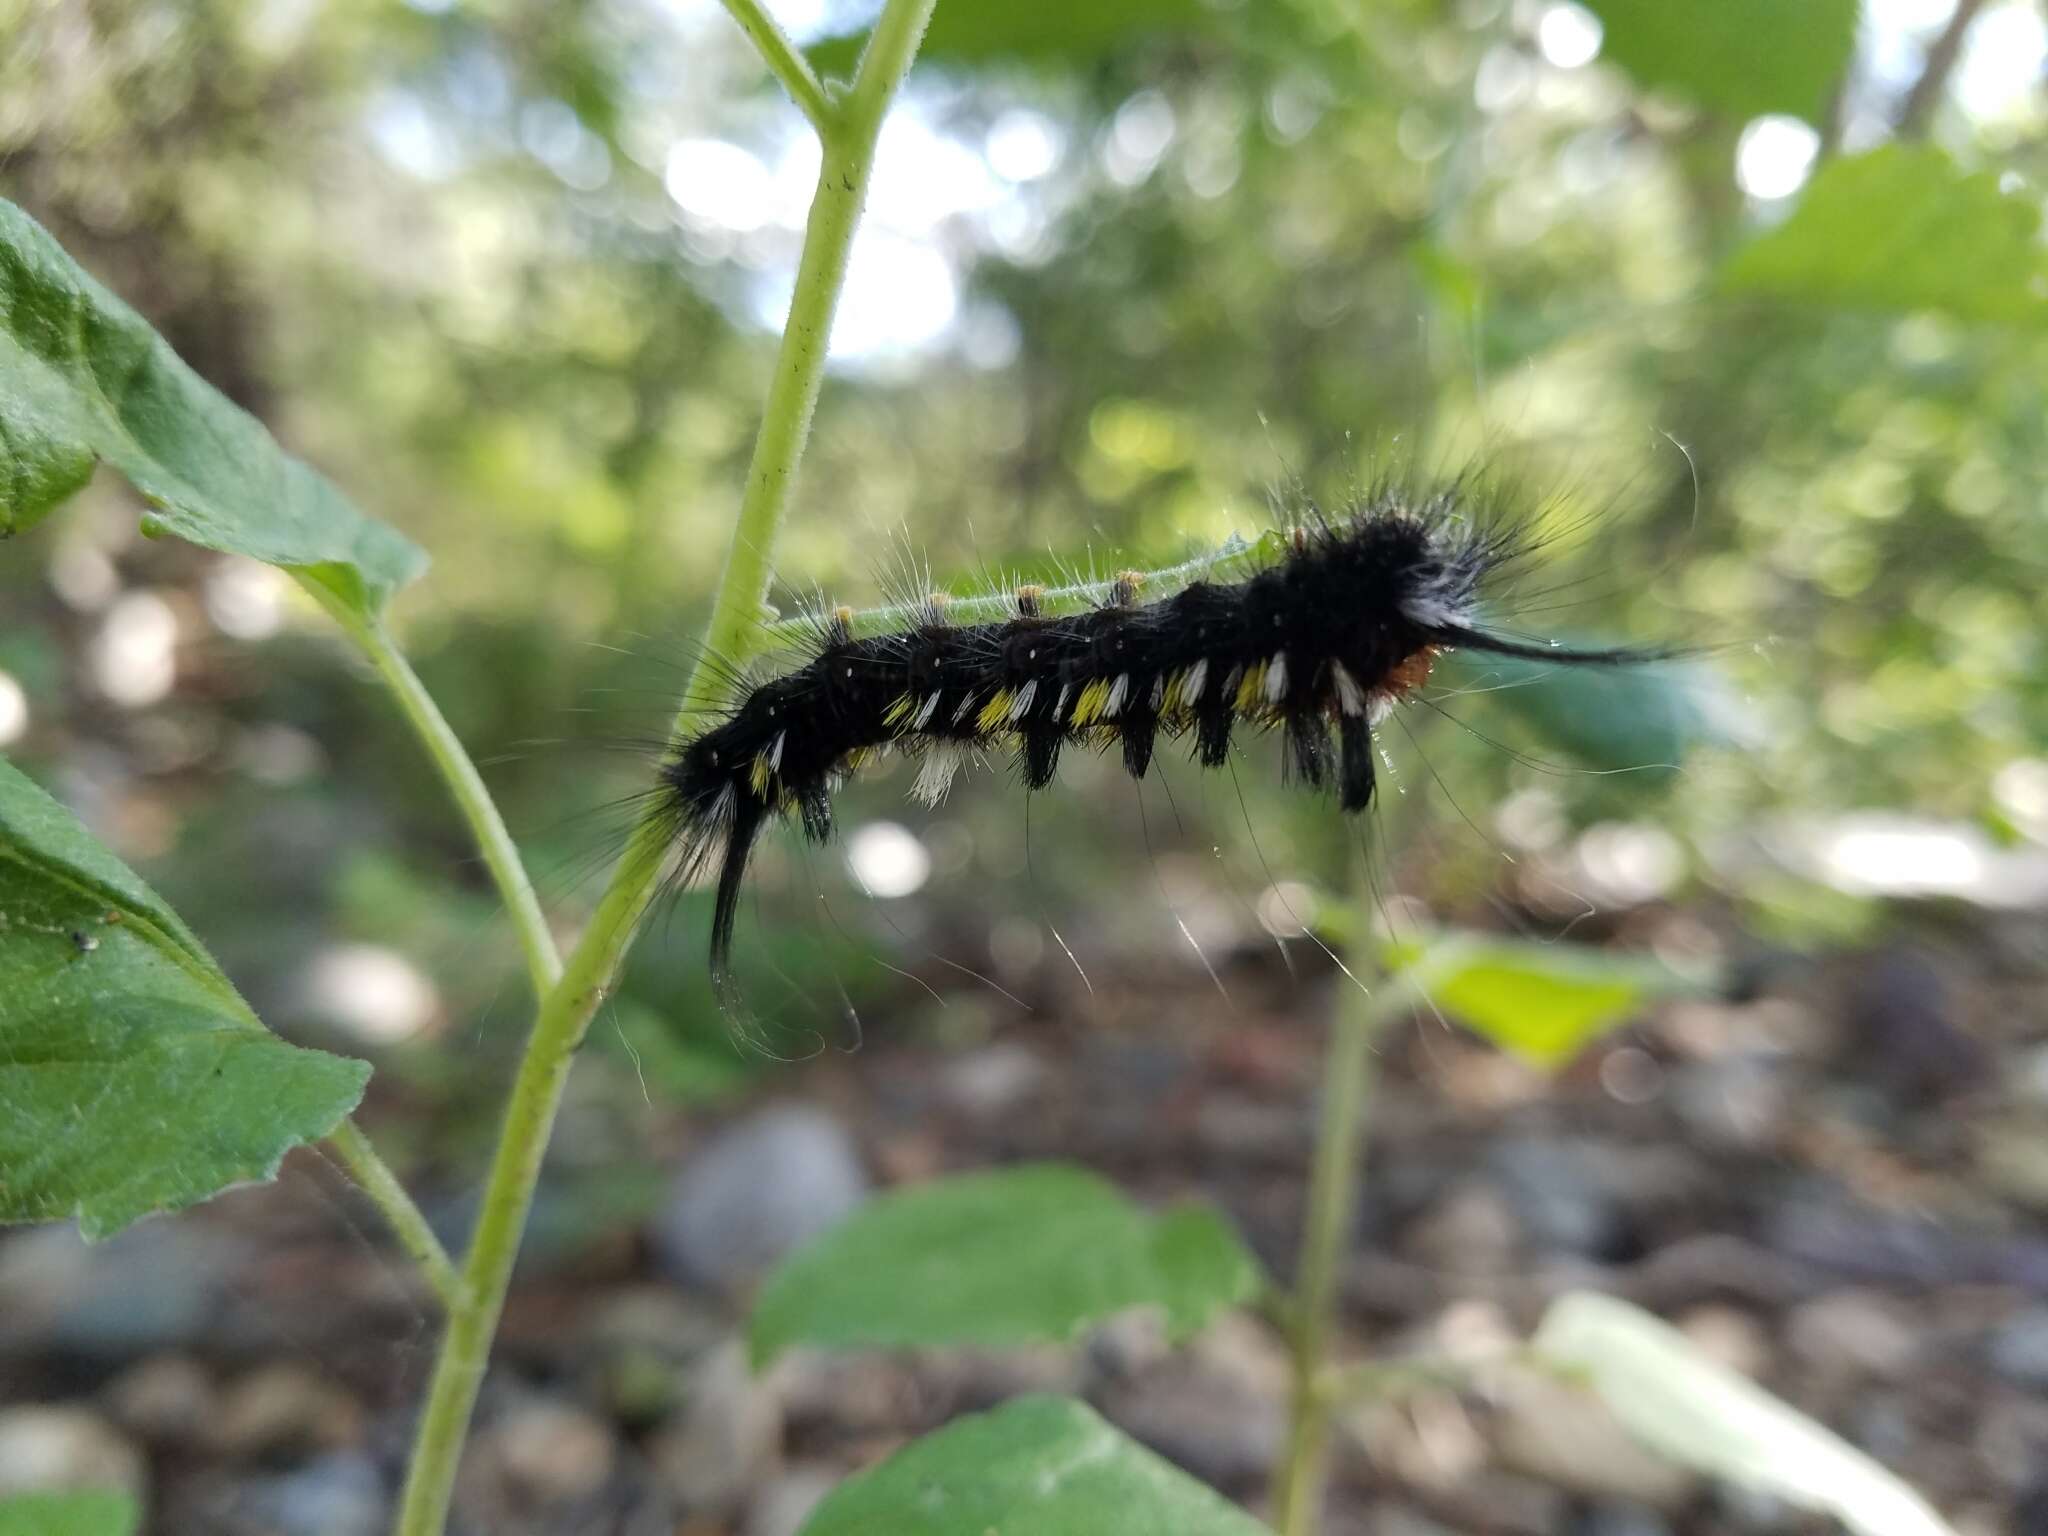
[1071,677,1111,727]
[882,694,915,730]
[749,752,774,796]
[1235,661,1267,715]
[976,689,1016,735]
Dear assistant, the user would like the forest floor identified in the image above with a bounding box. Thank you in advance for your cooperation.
[3,909,2046,1536]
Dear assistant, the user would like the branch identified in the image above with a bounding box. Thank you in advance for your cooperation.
[327,1119,464,1311]
[719,0,833,132]
[299,582,562,1001]
[1896,0,1986,138]
[750,534,1266,654]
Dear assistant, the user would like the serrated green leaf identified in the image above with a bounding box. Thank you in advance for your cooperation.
[1533,1293,1957,1536]
[810,0,1208,78]
[749,1163,1261,1367]
[1722,145,2048,326]
[0,198,425,617]
[0,1492,139,1536]
[1387,934,1702,1068]
[795,1395,1273,1536]
[0,756,369,1239]
[1582,0,1856,121]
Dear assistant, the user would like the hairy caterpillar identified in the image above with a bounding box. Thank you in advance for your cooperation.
[657,486,1666,993]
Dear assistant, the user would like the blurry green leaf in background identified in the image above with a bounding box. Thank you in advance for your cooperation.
[1581,0,1858,119]
[1724,145,2048,326]
[750,1163,1262,1366]
[1534,1292,1959,1536]
[0,1492,138,1536]
[809,0,1213,77]
[1442,647,1744,778]
[1384,934,1706,1069]
[795,1395,1273,1536]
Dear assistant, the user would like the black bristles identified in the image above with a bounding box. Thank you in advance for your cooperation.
[1337,715,1375,812]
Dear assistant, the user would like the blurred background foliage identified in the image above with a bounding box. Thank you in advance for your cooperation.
[2,0,2046,1107]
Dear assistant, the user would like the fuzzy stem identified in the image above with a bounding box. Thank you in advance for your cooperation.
[1274,958,1422,1536]
[752,533,1268,653]
[301,588,562,1000]
[718,0,833,132]
[387,7,933,1533]
[327,1119,464,1311]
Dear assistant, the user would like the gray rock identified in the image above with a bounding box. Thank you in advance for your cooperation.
[1374,1506,1461,1536]
[1398,1178,1521,1275]
[1784,1289,1919,1381]
[1988,1307,2048,1390]
[210,1363,363,1460]
[649,1106,869,1292]
[938,1043,1048,1117]
[103,1355,216,1444]
[649,1339,783,1514]
[746,1465,842,1536]
[227,1452,386,1536]
[1669,1056,1790,1153]
[577,1286,725,1427]
[477,1398,617,1504]
[1101,1360,1285,1488]
[1098,1315,1289,1489]
[1489,1365,1694,1509]
[1577,1500,1676,1536]
[1485,1138,1627,1261]
[0,1405,146,1498]
[1711,1480,1792,1529]
[0,1221,247,1357]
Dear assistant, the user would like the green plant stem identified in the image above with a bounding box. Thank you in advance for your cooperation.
[1274,962,1421,1536]
[754,534,1268,650]
[299,585,562,1000]
[718,0,833,131]
[327,1119,464,1311]
[388,7,933,1533]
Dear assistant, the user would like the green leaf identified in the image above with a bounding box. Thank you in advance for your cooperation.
[795,1395,1273,1536]
[0,1491,139,1536]
[1533,1293,1957,1536]
[0,756,369,1239]
[1448,648,1738,775]
[1722,145,2048,327]
[809,0,1208,78]
[1581,0,1856,121]
[1388,935,1703,1068]
[0,198,425,617]
[749,1163,1261,1367]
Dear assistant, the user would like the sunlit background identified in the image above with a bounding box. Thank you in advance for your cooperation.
[4,0,2048,1530]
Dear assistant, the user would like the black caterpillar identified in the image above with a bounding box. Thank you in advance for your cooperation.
[659,487,1663,990]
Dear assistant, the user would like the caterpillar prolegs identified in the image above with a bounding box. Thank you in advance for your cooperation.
[659,487,1664,993]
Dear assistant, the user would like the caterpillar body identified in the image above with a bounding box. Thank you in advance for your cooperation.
[658,488,1662,991]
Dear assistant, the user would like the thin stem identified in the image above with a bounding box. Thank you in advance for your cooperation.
[327,1119,464,1312]
[1274,960,1422,1536]
[1896,0,1985,137]
[753,535,1265,652]
[719,0,833,132]
[298,584,562,1000]
[389,6,934,1532]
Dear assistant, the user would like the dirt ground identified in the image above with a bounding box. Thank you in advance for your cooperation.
[3,909,2046,1536]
